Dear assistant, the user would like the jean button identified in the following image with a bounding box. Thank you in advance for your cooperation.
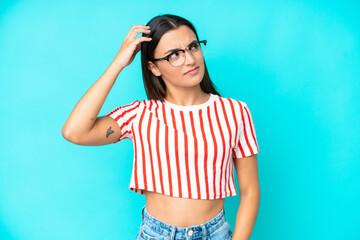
[188,230,193,236]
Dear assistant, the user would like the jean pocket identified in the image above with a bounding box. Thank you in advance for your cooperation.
[226,221,233,240]
[207,220,232,240]
[137,222,159,240]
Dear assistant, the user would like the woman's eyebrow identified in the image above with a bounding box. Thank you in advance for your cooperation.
[164,40,198,55]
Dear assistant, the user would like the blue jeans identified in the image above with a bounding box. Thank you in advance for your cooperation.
[135,205,233,239]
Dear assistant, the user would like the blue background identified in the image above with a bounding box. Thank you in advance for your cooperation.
[1,0,359,239]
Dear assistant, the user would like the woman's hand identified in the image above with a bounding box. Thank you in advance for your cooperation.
[114,25,152,69]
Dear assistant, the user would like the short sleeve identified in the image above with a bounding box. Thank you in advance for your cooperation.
[106,100,141,143]
[232,102,260,159]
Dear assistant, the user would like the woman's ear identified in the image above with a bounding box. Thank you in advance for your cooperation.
[148,61,161,77]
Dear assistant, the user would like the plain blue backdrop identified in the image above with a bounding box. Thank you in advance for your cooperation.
[1,0,359,239]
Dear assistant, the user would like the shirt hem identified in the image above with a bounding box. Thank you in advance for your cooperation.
[129,185,238,200]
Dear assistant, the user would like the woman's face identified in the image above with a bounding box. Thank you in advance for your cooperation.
[147,25,205,91]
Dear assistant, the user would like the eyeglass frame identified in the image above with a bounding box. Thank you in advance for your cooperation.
[149,40,207,66]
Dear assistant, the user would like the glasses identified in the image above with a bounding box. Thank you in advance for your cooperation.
[150,40,207,67]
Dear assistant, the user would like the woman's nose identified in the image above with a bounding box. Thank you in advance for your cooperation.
[184,50,196,65]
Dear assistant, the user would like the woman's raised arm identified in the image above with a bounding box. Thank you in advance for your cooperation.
[61,25,152,146]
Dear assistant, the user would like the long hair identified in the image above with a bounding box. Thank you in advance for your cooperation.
[140,14,221,101]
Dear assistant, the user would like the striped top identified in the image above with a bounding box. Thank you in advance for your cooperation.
[106,93,260,200]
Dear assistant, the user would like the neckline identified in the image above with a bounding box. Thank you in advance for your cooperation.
[162,93,217,111]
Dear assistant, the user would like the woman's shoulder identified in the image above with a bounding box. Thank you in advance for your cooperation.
[121,98,151,107]
[140,98,162,106]
[217,94,248,106]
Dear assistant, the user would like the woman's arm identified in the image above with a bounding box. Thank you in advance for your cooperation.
[232,154,260,240]
[61,25,152,146]
[61,60,124,145]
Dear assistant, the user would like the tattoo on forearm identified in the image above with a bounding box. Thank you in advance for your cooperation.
[106,126,115,138]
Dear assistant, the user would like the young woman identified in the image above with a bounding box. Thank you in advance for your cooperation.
[62,14,260,240]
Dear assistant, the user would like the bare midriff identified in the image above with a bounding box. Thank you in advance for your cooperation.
[144,190,225,227]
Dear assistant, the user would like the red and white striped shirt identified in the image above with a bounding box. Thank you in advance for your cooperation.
[106,93,259,200]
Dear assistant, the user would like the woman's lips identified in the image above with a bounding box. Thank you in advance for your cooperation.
[184,66,199,75]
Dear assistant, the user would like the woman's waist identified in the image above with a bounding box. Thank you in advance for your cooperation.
[144,190,225,227]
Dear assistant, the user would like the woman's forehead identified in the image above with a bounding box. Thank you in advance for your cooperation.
[156,25,197,53]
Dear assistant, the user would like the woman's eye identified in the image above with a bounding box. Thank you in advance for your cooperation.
[169,51,180,59]
[191,43,199,50]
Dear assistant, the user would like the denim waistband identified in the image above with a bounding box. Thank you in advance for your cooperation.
[140,205,226,239]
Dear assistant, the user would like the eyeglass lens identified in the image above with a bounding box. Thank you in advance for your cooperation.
[168,42,206,67]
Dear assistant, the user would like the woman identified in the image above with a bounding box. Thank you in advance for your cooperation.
[62,14,260,240]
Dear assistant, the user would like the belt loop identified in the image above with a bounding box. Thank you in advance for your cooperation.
[202,223,207,240]
[141,205,146,221]
[169,226,176,240]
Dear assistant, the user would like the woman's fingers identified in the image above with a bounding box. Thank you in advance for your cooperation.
[125,25,150,40]
[129,26,151,41]
[135,36,152,44]
[114,25,152,68]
